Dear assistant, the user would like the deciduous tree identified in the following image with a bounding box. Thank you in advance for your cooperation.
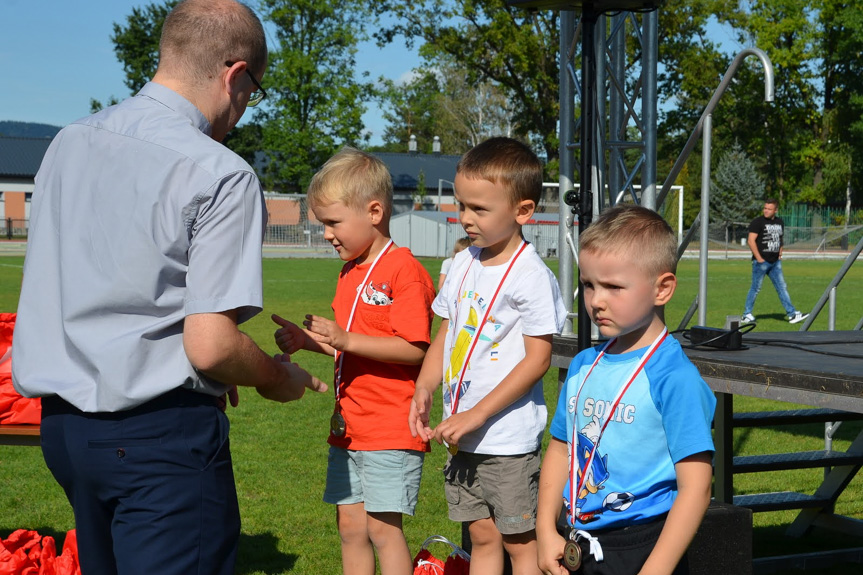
[372,0,559,162]
[257,0,374,191]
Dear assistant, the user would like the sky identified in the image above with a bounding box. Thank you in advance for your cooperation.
[0,1,743,145]
[0,0,421,145]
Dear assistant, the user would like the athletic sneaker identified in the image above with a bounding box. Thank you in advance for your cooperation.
[788,311,809,324]
[741,313,755,324]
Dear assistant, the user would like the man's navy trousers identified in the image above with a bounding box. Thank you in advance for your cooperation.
[40,389,240,575]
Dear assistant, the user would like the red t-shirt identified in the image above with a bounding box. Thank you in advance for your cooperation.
[328,246,435,452]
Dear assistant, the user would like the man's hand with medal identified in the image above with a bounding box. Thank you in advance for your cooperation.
[256,352,328,402]
[273,313,353,437]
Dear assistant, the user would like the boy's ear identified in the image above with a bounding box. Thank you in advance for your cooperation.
[654,272,677,306]
[515,199,536,225]
[367,200,384,225]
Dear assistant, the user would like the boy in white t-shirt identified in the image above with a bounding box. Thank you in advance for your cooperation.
[409,137,567,574]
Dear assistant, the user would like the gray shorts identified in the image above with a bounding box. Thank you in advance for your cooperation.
[323,446,424,515]
[443,450,540,535]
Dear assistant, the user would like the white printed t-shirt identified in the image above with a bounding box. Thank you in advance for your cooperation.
[432,242,567,455]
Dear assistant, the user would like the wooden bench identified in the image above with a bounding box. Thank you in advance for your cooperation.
[0,424,40,446]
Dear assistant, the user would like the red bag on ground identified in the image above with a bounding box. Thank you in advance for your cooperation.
[0,313,40,425]
[412,535,470,575]
[0,530,79,575]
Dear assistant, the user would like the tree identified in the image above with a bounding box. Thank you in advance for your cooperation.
[372,0,559,163]
[91,1,177,112]
[376,70,450,153]
[257,0,375,191]
[414,169,428,208]
[376,60,517,155]
[708,0,862,206]
[434,60,517,149]
[103,0,373,191]
[710,141,763,233]
[112,1,178,93]
[818,0,863,205]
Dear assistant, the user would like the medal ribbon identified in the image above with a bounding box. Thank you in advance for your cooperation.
[568,327,668,527]
[333,239,393,407]
[448,240,528,416]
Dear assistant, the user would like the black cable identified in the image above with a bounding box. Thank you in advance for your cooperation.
[681,323,755,349]
[745,339,863,360]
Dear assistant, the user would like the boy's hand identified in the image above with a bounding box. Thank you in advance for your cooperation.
[408,387,434,441]
[272,314,306,354]
[431,409,485,448]
[303,314,349,351]
[537,531,570,575]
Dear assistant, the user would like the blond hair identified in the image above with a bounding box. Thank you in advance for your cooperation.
[307,147,393,220]
[579,204,678,276]
[456,137,543,206]
[453,237,471,255]
[158,0,267,83]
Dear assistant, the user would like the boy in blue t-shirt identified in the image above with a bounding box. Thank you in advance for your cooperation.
[537,205,716,575]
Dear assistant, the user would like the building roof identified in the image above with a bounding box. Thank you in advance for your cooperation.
[0,137,465,192]
[0,136,53,178]
[373,152,461,192]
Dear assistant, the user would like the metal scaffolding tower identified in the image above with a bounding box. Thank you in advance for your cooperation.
[512,1,662,350]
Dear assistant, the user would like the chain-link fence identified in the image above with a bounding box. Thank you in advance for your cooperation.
[4,195,860,258]
[263,193,332,254]
[702,221,863,255]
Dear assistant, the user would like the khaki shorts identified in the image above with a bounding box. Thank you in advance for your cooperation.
[443,450,540,535]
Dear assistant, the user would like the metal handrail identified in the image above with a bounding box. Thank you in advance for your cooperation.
[799,232,863,331]
[656,48,774,209]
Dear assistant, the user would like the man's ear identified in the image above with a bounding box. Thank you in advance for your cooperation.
[367,200,384,225]
[223,61,247,99]
[515,199,536,225]
[654,272,677,306]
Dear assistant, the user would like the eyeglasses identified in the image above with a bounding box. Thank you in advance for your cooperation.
[225,61,267,107]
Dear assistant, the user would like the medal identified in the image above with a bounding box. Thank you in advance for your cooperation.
[562,539,582,571]
[447,442,458,456]
[330,412,346,436]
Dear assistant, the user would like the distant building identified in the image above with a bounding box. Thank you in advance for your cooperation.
[0,136,51,227]
[391,210,561,258]
[372,136,462,213]
[372,151,461,212]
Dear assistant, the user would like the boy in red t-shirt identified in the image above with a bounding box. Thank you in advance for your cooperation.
[272,147,435,575]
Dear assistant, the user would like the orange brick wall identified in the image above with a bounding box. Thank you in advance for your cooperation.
[263,197,320,224]
[4,192,25,220]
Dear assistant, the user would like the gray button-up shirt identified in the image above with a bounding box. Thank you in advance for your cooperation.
[12,82,266,412]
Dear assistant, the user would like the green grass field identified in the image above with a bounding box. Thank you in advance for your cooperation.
[0,255,862,574]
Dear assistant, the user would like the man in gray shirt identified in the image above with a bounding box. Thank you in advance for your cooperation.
[11,1,325,573]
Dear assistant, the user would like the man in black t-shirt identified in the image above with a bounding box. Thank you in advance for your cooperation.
[741,199,808,324]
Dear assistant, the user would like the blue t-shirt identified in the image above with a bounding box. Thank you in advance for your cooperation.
[550,335,716,530]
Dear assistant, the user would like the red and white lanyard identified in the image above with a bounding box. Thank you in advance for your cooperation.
[333,239,393,405]
[568,327,668,526]
[447,240,528,416]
